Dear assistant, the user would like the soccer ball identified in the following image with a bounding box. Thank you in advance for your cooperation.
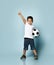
[32,28,40,37]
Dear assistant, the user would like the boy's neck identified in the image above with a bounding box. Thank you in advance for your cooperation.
[27,22,32,25]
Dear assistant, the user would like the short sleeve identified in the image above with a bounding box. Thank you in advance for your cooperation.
[24,21,28,25]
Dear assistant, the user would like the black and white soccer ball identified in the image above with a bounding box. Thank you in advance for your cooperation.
[32,28,40,37]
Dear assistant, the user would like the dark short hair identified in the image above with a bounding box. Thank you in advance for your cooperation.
[27,16,33,22]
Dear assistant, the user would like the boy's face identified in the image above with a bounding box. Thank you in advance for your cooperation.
[27,18,33,25]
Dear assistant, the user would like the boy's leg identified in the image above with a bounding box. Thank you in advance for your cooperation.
[23,49,26,55]
[30,39,38,60]
[20,50,26,59]
[20,38,29,59]
[33,49,38,60]
[32,49,37,55]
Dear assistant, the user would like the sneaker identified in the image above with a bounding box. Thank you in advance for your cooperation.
[34,55,38,60]
[20,55,26,59]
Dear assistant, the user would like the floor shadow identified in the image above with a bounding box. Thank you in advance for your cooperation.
[21,59,26,65]
[34,35,45,58]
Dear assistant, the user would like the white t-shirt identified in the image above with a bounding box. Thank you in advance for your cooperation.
[24,22,34,39]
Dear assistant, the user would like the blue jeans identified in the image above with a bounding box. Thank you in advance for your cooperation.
[24,38,35,50]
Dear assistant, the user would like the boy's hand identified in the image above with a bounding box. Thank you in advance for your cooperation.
[18,12,22,16]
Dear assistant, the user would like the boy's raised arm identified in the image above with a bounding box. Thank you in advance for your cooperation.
[18,12,26,24]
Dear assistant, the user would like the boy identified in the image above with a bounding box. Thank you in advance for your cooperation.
[18,12,38,60]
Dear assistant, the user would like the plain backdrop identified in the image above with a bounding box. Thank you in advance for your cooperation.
[0,0,54,65]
